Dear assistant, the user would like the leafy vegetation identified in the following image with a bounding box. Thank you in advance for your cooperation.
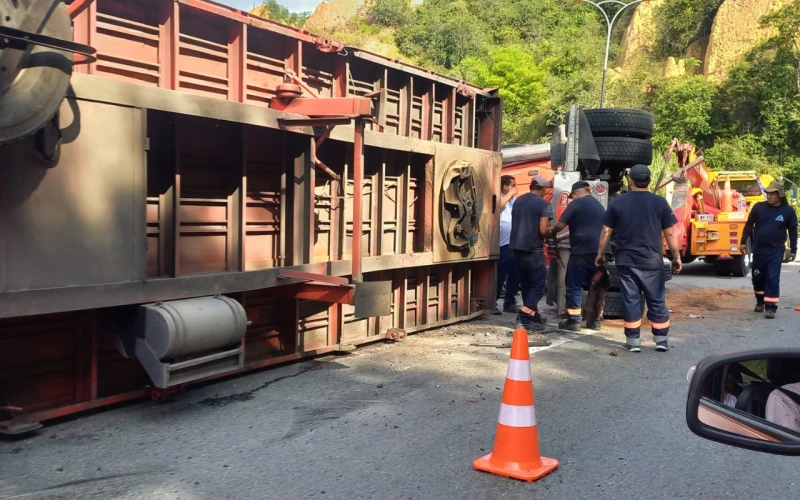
[252,0,800,184]
[251,0,311,27]
[653,0,722,59]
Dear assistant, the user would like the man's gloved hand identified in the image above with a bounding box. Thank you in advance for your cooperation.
[788,252,796,263]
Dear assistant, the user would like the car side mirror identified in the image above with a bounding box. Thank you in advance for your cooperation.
[686,348,800,456]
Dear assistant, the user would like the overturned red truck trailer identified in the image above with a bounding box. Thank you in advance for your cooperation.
[0,0,503,434]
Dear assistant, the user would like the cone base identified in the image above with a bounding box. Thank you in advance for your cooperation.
[473,454,559,482]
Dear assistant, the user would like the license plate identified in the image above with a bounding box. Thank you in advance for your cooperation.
[697,214,714,221]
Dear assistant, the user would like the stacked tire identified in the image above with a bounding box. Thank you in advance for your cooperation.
[582,108,658,319]
[584,108,655,162]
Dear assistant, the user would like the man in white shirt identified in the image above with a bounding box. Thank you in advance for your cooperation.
[493,175,520,315]
[766,381,800,433]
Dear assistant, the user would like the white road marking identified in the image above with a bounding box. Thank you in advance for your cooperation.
[529,333,581,354]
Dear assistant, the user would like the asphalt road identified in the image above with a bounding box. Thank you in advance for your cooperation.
[2,262,800,500]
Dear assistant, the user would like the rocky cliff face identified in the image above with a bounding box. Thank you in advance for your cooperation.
[704,0,790,81]
[616,0,665,70]
[304,0,367,35]
[618,0,789,81]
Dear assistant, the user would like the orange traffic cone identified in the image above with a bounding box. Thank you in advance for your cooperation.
[473,328,559,482]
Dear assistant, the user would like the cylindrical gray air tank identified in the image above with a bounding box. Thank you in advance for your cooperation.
[137,296,248,360]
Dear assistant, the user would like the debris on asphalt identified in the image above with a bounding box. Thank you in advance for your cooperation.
[687,314,704,319]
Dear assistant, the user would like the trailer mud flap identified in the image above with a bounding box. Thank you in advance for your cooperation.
[354,281,392,319]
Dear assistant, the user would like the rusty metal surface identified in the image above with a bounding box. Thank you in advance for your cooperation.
[432,144,501,264]
[0,98,146,291]
[0,0,503,428]
[353,280,392,319]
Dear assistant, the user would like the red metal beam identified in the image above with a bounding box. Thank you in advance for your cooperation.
[0,389,151,430]
[279,117,352,128]
[292,284,355,304]
[278,270,350,285]
[352,119,365,283]
[275,97,373,117]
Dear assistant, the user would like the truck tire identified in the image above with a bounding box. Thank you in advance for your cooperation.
[714,260,731,276]
[595,291,645,319]
[594,137,653,167]
[584,108,655,139]
[731,239,752,277]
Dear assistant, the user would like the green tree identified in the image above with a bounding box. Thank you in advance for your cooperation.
[646,75,717,151]
[368,0,413,27]
[654,0,723,58]
[703,135,773,173]
[251,0,311,27]
[459,46,549,141]
[395,0,490,69]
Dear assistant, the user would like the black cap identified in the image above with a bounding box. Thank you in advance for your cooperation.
[571,181,591,192]
[628,164,651,182]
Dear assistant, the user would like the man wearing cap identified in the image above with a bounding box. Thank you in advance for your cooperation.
[549,181,610,332]
[509,175,553,331]
[596,165,682,352]
[743,180,798,319]
[492,175,520,315]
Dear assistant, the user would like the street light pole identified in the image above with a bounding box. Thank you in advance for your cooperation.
[578,0,644,108]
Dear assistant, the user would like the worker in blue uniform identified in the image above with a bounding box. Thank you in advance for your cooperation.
[743,180,798,319]
[549,181,610,332]
[509,175,552,332]
[596,165,682,352]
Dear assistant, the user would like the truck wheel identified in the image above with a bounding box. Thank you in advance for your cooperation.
[607,264,621,290]
[594,137,653,167]
[584,108,655,139]
[731,239,752,277]
[599,291,645,319]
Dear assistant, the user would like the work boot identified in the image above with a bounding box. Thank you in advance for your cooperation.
[754,303,765,313]
[491,306,502,316]
[558,319,581,332]
[622,343,641,353]
[503,304,520,313]
[532,312,548,326]
[515,314,545,333]
[655,341,670,352]
[583,321,600,332]
[765,310,776,319]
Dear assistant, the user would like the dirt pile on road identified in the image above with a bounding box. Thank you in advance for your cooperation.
[668,288,751,316]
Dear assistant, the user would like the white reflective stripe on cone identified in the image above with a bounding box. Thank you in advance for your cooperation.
[506,359,532,382]
[498,403,537,427]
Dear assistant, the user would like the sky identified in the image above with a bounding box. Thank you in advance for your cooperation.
[223,0,320,13]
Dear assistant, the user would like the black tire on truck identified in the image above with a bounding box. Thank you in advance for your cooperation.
[584,108,655,139]
[731,239,752,278]
[594,137,653,167]
[714,260,731,276]
[583,291,645,319]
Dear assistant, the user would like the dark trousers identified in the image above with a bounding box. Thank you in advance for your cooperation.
[753,249,784,312]
[514,250,547,315]
[496,245,520,308]
[565,254,601,322]
[618,266,670,346]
